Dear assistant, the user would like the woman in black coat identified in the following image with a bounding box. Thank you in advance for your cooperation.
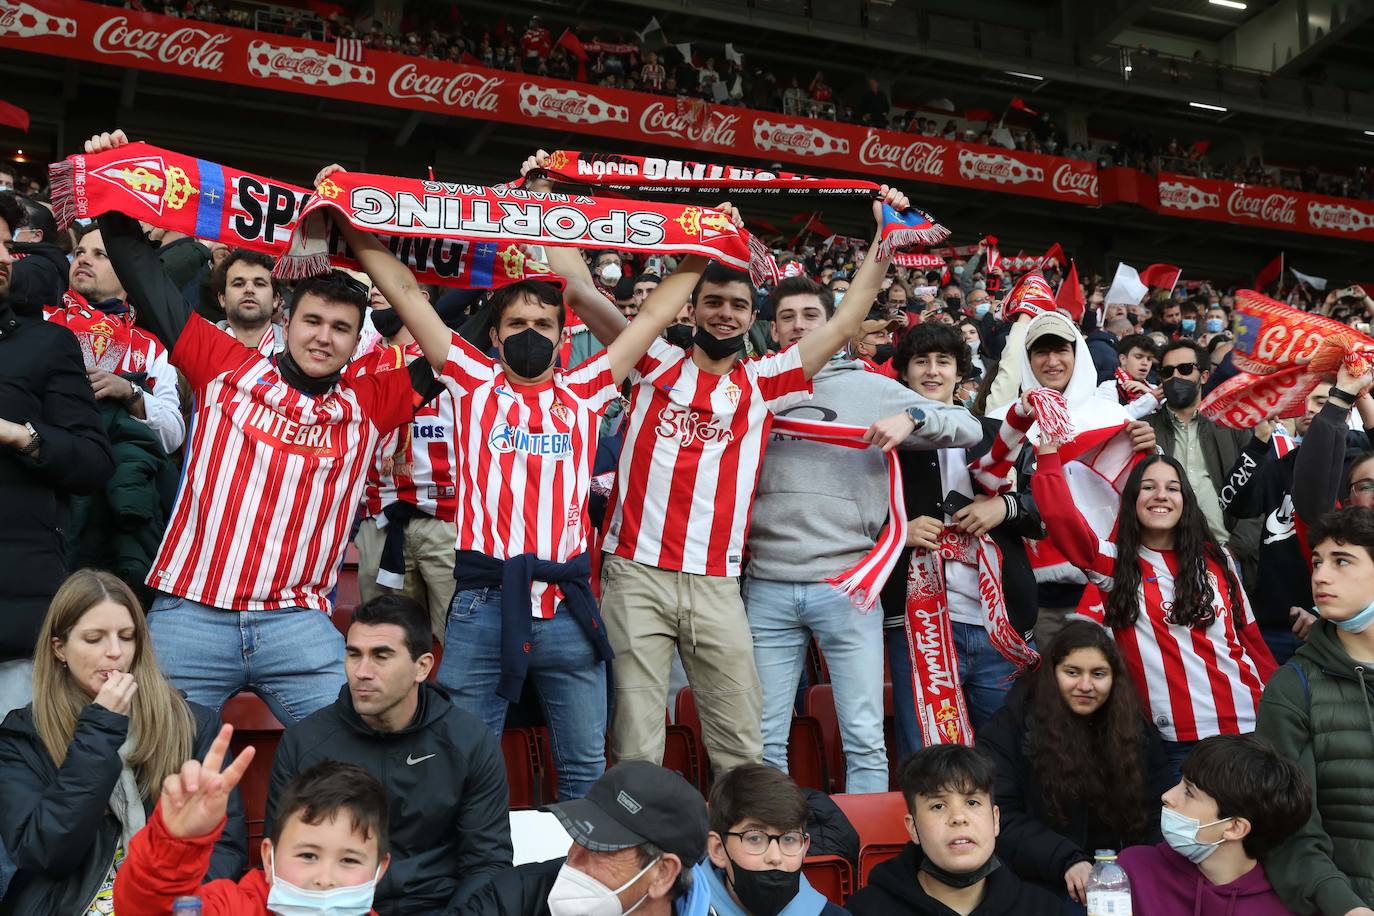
[977,620,1170,909]
[0,570,245,914]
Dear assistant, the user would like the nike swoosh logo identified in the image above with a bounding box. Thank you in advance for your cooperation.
[406,753,436,766]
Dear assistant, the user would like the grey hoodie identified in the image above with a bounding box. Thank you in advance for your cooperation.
[746,357,982,582]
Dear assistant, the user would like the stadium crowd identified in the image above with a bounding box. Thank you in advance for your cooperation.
[0,128,1371,916]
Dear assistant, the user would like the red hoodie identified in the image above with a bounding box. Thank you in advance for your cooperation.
[114,805,379,915]
[1119,842,1292,916]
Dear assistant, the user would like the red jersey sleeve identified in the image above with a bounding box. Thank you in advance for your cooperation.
[350,350,426,434]
[563,349,619,414]
[438,330,497,397]
[171,313,257,389]
[748,344,812,412]
[631,336,683,383]
[1031,450,1117,578]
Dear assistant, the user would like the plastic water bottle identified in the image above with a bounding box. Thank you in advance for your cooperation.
[172,897,202,915]
[1085,849,1133,916]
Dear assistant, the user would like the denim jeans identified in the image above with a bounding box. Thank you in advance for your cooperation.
[1160,738,1197,786]
[887,620,1022,762]
[437,586,607,800]
[147,595,346,724]
[743,578,888,794]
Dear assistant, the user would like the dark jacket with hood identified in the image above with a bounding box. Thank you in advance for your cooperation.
[846,843,1060,916]
[880,416,1042,639]
[1085,328,1119,385]
[266,682,513,914]
[1119,842,1293,916]
[9,240,69,312]
[1257,621,1374,915]
[977,681,1168,894]
[0,297,114,661]
[0,699,246,915]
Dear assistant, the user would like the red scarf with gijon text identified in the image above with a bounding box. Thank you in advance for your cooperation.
[278,169,778,286]
[47,143,560,290]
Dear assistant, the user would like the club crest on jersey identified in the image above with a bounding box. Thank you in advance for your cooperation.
[549,400,573,426]
[488,423,573,458]
[723,382,741,406]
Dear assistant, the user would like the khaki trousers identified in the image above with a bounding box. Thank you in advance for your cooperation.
[355,515,458,640]
[600,554,762,776]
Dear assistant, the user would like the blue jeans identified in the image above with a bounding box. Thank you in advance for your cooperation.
[743,578,888,794]
[886,620,1022,762]
[437,586,607,800]
[1161,739,1196,786]
[148,595,346,724]
[1261,626,1301,667]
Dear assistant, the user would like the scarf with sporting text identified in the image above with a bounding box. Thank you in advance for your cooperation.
[47,142,560,290]
[277,168,778,286]
[524,149,951,259]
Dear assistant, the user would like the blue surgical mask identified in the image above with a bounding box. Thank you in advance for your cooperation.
[953,265,965,277]
[974,302,990,319]
[1161,807,1230,864]
[1334,597,1374,634]
[1206,317,1224,333]
[1181,318,1197,333]
[267,851,380,916]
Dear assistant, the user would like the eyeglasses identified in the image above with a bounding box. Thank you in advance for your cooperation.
[1158,362,1199,379]
[1351,480,1374,495]
[727,830,808,856]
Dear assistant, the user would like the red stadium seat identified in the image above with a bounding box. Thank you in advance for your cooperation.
[804,638,830,685]
[801,685,844,793]
[802,855,853,904]
[831,792,909,887]
[786,715,829,792]
[222,692,286,868]
[663,720,705,792]
[673,687,712,788]
[501,728,542,810]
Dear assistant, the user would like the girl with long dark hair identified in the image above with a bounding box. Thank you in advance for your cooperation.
[978,621,1170,906]
[1030,446,1277,779]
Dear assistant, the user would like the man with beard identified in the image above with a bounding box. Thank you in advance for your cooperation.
[213,248,284,355]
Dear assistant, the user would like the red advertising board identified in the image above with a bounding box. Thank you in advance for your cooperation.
[1153,172,1374,243]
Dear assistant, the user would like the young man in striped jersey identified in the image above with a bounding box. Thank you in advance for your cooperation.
[328,161,731,799]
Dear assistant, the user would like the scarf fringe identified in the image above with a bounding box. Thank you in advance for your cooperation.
[273,251,332,280]
[875,224,952,260]
[1026,388,1075,447]
[47,159,77,230]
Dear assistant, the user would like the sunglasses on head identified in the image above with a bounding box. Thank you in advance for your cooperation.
[1159,362,1199,378]
[331,269,370,299]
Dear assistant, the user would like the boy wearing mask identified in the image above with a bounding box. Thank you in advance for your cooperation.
[846,745,1059,915]
[704,765,846,915]
[1119,735,1311,915]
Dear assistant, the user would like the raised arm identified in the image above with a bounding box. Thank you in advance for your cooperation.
[316,165,451,372]
[794,186,908,378]
[604,253,708,384]
[1294,363,1372,523]
[521,150,628,347]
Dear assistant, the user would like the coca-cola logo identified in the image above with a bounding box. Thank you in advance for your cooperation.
[857,131,944,176]
[271,51,324,76]
[535,94,588,116]
[1052,163,1098,199]
[957,150,1042,185]
[1308,202,1374,233]
[638,102,739,147]
[93,15,227,70]
[1227,187,1297,225]
[388,64,501,110]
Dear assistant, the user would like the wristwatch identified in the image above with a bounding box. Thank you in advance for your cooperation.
[905,406,926,430]
[19,421,40,456]
[124,382,144,405]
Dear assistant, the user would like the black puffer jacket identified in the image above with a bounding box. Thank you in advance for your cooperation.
[846,843,1060,915]
[976,681,1168,895]
[0,298,114,660]
[0,699,246,914]
[9,241,69,312]
[267,683,513,914]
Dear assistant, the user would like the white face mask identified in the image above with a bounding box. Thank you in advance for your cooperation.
[598,263,623,286]
[546,856,659,916]
[266,850,381,916]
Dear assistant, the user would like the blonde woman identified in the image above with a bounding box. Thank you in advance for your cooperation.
[0,570,246,913]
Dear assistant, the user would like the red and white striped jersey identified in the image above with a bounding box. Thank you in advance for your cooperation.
[1033,453,1277,742]
[146,315,417,612]
[438,331,619,617]
[359,342,458,522]
[44,304,186,454]
[603,339,812,576]
[219,319,284,357]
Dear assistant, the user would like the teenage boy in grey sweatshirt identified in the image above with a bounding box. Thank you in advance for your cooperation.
[745,277,982,793]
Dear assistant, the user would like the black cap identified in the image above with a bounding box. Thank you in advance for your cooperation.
[543,761,708,864]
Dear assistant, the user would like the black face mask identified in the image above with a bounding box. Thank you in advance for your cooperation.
[1162,377,1200,410]
[500,327,556,379]
[918,852,1002,889]
[726,858,801,916]
[275,348,340,397]
[371,307,405,339]
[872,343,895,364]
[1161,321,1181,335]
[694,324,747,360]
[944,296,963,311]
[664,323,695,350]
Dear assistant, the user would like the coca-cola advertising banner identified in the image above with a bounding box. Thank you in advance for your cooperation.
[1151,172,1374,243]
[0,0,1099,204]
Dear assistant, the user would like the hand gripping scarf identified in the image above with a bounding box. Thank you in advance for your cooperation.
[278,168,778,286]
[523,149,951,259]
[1002,270,1057,320]
[1201,290,1374,428]
[768,416,1037,747]
[48,143,560,290]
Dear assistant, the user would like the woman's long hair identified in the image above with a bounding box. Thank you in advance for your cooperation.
[1025,621,1150,842]
[1105,454,1240,629]
[32,569,196,800]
